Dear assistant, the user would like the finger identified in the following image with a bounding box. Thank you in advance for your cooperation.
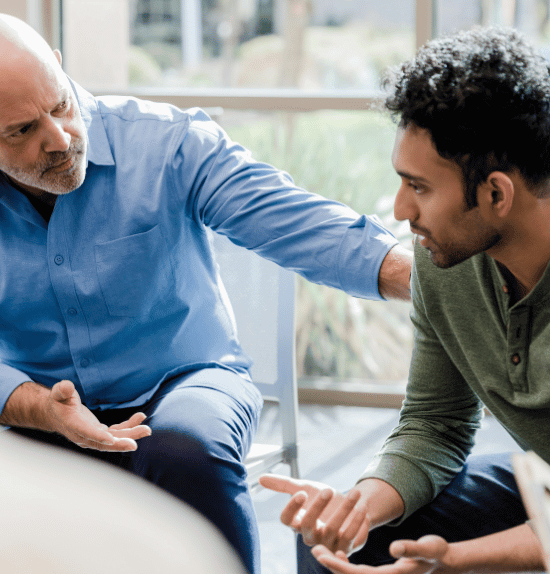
[108,412,147,430]
[109,424,152,439]
[312,546,362,574]
[345,505,370,554]
[322,489,361,549]
[301,489,334,544]
[63,417,116,447]
[280,491,308,527]
[76,436,139,452]
[259,474,326,495]
[390,536,447,561]
[336,501,370,554]
[51,380,76,402]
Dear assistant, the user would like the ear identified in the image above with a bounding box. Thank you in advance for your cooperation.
[476,171,514,221]
[53,49,62,66]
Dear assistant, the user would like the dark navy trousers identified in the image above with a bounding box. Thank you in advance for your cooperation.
[298,453,528,573]
[10,368,264,574]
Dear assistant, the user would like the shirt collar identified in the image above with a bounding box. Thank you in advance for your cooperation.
[68,77,115,167]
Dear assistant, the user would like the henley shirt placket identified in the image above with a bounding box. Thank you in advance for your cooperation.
[506,305,531,393]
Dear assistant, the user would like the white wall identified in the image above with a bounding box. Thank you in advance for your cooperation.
[62,0,130,89]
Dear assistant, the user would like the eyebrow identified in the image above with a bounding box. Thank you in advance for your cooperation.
[395,170,431,185]
[2,90,70,135]
[2,118,37,135]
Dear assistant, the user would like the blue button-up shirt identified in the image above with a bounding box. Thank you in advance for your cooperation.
[0,82,398,412]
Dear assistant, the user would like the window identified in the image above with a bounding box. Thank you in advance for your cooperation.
[437,0,550,52]
[51,0,419,392]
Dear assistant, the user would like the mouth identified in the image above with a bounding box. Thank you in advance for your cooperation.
[45,156,75,175]
[411,230,432,250]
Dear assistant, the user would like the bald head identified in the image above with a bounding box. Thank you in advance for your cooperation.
[0,14,87,197]
[0,14,61,74]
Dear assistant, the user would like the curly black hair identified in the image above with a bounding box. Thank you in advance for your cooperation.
[383,26,550,207]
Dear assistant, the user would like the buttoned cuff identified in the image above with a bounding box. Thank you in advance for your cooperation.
[0,363,35,420]
[337,214,399,301]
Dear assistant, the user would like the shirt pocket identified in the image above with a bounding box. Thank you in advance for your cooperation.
[94,225,175,318]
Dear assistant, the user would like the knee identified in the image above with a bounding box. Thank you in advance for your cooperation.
[132,428,248,493]
[133,430,213,482]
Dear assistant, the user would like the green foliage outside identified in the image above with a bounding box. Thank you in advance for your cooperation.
[225,110,414,384]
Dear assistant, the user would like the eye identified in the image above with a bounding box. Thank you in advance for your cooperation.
[9,123,34,138]
[53,100,69,114]
[408,180,424,194]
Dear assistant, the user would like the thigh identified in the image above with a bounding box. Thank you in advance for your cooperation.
[139,367,263,463]
[355,453,526,565]
[299,453,527,573]
[123,368,264,574]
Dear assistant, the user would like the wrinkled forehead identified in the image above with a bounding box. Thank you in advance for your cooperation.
[0,51,69,131]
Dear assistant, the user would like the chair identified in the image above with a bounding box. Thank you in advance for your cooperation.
[210,231,300,492]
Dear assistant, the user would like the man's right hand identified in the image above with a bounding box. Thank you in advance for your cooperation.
[258,475,371,556]
[46,380,152,451]
[1,379,151,452]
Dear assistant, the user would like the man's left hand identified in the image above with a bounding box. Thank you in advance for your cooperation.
[311,535,455,574]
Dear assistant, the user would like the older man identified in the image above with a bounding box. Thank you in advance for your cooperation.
[262,26,550,574]
[0,14,411,574]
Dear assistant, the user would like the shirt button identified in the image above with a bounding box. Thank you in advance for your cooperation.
[80,358,90,368]
[68,308,77,316]
[54,255,64,265]
[502,285,509,294]
[511,353,521,365]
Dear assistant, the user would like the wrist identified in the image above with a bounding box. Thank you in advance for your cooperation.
[377,245,413,301]
[444,542,466,574]
[444,524,545,573]
[354,477,405,529]
[0,381,55,431]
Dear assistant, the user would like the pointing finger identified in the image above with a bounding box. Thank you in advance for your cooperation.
[259,474,312,495]
[280,490,308,527]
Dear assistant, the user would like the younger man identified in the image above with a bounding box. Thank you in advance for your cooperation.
[262,26,550,574]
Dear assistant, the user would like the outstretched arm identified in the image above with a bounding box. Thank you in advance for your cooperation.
[0,380,151,451]
[311,523,544,574]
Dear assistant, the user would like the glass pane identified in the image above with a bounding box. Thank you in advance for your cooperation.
[62,0,416,92]
[436,0,550,52]
[222,109,413,383]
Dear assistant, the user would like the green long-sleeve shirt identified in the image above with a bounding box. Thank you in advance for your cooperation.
[360,241,550,523]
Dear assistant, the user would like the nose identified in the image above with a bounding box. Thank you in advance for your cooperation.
[42,117,71,153]
[393,182,417,223]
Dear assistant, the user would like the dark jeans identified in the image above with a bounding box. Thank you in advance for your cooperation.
[298,453,527,573]
[10,368,264,574]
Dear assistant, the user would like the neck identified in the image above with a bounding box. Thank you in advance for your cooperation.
[487,204,550,296]
[6,177,57,207]
[2,174,57,221]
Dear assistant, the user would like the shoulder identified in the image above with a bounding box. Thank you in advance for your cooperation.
[413,242,493,307]
[95,96,220,137]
